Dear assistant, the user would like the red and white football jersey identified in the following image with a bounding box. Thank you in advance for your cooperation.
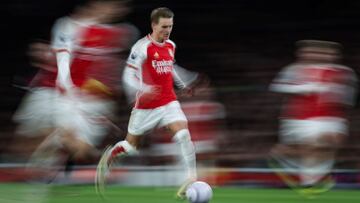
[126,35,177,109]
[270,63,357,120]
[51,17,136,93]
[70,23,132,90]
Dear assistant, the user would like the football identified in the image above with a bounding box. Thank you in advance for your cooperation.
[186,181,213,203]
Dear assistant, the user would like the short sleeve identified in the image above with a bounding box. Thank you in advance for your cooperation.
[51,17,76,52]
[126,42,147,69]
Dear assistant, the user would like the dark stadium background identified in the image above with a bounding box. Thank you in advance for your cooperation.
[1,0,360,168]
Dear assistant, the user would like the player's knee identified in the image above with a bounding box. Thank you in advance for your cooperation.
[167,121,188,135]
[172,129,192,143]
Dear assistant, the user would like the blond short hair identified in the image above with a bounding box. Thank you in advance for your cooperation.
[150,7,174,24]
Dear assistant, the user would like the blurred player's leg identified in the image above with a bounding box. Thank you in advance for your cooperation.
[175,179,195,200]
[171,129,197,199]
[23,129,66,203]
[172,129,197,180]
[95,146,112,197]
[268,146,301,191]
[26,129,65,180]
[269,137,339,198]
[298,143,337,196]
[95,139,138,197]
[161,103,198,199]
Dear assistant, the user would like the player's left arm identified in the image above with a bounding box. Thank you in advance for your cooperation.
[270,64,331,95]
[172,64,199,89]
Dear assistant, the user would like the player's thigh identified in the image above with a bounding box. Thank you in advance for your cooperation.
[128,108,163,135]
[159,101,188,131]
[77,96,115,118]
[55,103,108,147]
[77,98,115,146]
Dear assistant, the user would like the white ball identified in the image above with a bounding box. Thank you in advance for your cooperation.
[186,181,213,203]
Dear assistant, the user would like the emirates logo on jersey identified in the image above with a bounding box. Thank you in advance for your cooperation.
[152,60,173,74]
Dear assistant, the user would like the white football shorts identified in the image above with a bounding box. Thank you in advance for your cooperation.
[128,101,187,135]
[280,117,348,144]
[53,92,115,146]
[13,87,57,136]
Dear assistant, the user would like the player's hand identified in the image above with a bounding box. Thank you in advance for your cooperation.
[55,82,76,95]
[179,73,210,98]
[179,87,194,98]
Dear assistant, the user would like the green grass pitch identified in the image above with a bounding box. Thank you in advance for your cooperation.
[0,183,359,203]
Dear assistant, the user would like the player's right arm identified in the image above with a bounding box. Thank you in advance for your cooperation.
[122,40,159,103]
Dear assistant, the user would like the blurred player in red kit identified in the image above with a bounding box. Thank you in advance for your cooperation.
[14,0,137,183]
[12,1,138,202]
[48,0,137,163]
[96,7,199,199]
[269,40,358,196]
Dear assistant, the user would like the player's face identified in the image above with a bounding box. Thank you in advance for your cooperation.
[152,17,173,42]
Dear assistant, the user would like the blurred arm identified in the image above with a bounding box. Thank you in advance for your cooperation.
[51,17,75,92]
[269,82,330,94]
[122,65,141,93]
[172,64,199,89]
[122,65,154,102]
[55,51,73,91]
[269,64,329,94]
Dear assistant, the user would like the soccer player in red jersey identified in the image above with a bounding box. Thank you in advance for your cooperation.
[269,40,358,196]
[96,7,198,199]
[12,1,138,202]
[50,0,137,160]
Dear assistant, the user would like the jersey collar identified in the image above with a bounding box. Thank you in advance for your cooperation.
[147,34,167,47]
